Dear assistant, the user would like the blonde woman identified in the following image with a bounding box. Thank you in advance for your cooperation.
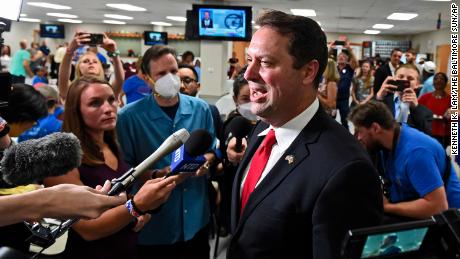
[318,58,339,117]
[58,32,124,102]
[351,60,374,106]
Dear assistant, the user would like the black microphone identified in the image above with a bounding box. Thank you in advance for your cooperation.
[228,116,252,152]
[108,128,190,196]
[1,132,82,186]
[169,129,213,175]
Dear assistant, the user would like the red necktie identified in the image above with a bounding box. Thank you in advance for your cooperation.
[240,129,277,213]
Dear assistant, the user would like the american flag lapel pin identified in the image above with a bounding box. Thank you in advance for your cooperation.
[285,155,295,164]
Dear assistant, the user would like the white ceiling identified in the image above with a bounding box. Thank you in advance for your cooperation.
[18,0,453,35]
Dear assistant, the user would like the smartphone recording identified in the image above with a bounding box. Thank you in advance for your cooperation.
[388,80,410,92]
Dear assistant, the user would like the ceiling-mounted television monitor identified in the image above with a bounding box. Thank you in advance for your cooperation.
[0,18,12,32]
[192,4,252,41]
[39,24,65,39]
[144,31,168,46]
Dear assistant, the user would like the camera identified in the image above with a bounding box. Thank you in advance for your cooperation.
[341,209,460,259]
[388,80,410,92]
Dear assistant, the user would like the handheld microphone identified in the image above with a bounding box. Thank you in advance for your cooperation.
[39,128,190,249]
[169,129,213,175]
[108,128,190,196]
[1,132,82,186]
[228,116,252,152]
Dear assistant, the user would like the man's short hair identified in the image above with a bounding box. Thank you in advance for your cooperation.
[395,63,420,77]
[3,84,48,123]
[141,45,177,75]
[178,64,199,81]
[391,48,402,56]
[182,51,195,62]
[406,48,416,56]
[348,101,395,130]
[256,10,327,87]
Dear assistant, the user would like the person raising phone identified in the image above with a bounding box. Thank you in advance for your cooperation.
[375,64,432,135]
[58,31,124,103]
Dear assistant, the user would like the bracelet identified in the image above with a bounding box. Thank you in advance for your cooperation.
[107,49,120,57]
[125,199,145,217]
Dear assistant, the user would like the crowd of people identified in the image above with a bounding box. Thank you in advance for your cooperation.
[0,8,458,259]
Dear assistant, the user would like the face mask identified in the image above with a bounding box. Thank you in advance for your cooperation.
[238,102,258,121]
[154,73,181,99]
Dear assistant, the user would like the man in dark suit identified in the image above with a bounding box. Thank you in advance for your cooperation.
[225,10,383,259]
[201,11,213,28]
[375,63,433,135]
[373,48,403,95]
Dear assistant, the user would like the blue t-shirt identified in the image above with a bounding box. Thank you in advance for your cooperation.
[337,64,354,100]
[18,114,62,142]
[383,125,460,208]
[419,75,435,97]
[116,93,216,245]
[122,75,151,104]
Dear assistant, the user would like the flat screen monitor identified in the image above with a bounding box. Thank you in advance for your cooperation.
[192,4,252,41]
[40,24,65,39]
[144,31,168,46]
[0,18,12,32]
[341,219,438,259]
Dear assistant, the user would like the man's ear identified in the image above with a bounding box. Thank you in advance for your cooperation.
[302,59,319,86]
[370,122,382,134]
[196,82,201,91]
[141,74,155,86]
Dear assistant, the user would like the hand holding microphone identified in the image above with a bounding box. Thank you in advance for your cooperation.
[226,117,253,164]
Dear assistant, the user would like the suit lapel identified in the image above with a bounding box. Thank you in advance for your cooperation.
[230,121,266,232]
[233,108,327,234]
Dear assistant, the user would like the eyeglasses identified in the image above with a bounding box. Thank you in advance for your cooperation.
[180,77,197,85]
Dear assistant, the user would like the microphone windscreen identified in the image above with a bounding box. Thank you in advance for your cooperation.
[228,116,252,139]
[184,129,212,156]
[1,132,82,186]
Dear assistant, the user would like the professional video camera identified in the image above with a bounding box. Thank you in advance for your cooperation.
[341,209,460,259]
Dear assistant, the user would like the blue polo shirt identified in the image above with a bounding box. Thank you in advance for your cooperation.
[383,125,460,208]
[116,93,215,245]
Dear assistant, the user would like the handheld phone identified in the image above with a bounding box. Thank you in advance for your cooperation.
[334,40,346,45]
[87,33,104,45]
[388,80,410,92]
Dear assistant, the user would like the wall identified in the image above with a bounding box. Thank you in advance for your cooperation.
[410,28,450,58]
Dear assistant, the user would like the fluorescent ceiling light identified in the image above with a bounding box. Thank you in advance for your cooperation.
[290,9,316,17]
[106,4,146,11]
[47,13,77,18]
[364,30,380,34]
[27,2,71,10]
[0,0,23,20]
[19,17,41,22]
[104,14,133,20]
[251,20,255,24]
[387,13,418,20]
[151,21,172,26]
[166,16,187,22]
[373,23,394,29]
[103,19,126,24]
[58,18,82,23]
[254,25,261,29]
[20,14,27,17]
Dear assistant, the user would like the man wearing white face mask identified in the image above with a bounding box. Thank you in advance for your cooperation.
[116,45,216,259]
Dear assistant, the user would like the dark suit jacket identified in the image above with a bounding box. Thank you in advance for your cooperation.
[373,63,392,96]
[227,107,383,259]
[380,94,433,135]
[201,18,213,28]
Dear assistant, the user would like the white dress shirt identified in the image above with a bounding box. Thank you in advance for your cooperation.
[240,98,319,194]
